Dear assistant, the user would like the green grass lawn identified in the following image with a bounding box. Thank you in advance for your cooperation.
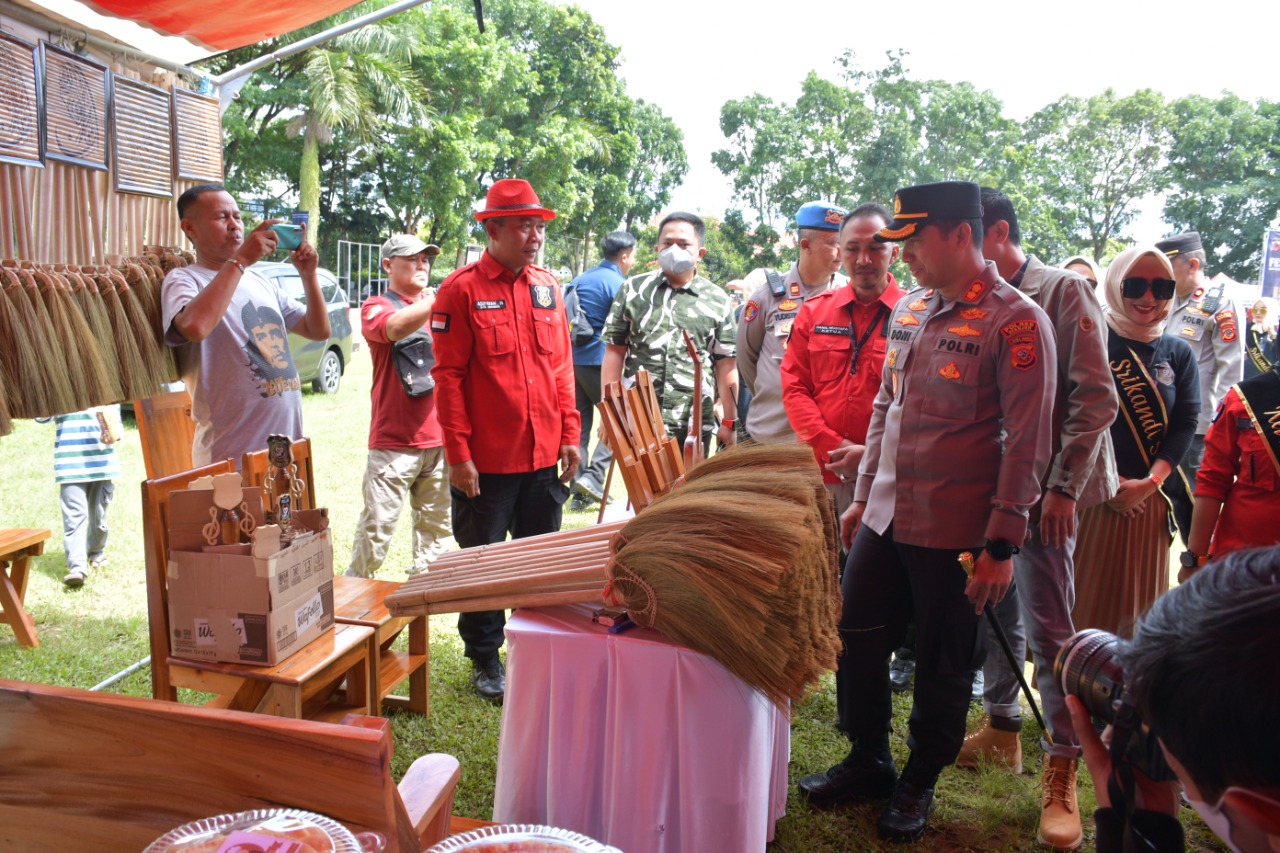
[0,312,1224,851]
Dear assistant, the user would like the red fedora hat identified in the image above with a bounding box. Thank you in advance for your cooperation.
[474,178,557,222]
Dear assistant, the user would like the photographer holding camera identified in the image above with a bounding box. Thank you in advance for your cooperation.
[1062,547,1280,852]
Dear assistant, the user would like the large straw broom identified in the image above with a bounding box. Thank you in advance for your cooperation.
[108,267,166,396]
[603,442,841,711]
[4,266,73,417]
[94,268,153,400]
[0,267,55,419]
[33,268,93,410]
[44,267,120,407]
[67,267,125,403]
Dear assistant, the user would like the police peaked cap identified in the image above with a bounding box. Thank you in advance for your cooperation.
[875,181,984,242]
[1155,231,1203,257]
[795,201,848,232]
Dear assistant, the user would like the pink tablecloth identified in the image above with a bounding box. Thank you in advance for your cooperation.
[493,604,789,853]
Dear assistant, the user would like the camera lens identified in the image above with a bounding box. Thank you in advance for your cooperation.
[1055,629,1125,723]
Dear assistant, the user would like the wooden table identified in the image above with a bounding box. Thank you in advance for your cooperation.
[0,528,51,648]
[333,575,429,714]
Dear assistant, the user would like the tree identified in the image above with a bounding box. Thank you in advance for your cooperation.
[1021,89,1171,262]
[1164,93,1280,282]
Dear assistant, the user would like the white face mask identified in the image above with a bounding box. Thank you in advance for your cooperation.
[1188,795,1244,853]
[658,245,696,276]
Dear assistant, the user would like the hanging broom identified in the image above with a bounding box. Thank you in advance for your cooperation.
[67,267,125,404]
[0,267,54,419]
[33,267,94,410]
[93,267,152,400]
[12,266,76,416]
[45,267,120,407]
[108,267,166,396]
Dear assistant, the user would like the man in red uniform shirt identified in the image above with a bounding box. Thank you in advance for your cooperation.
[431,179,582,702]
[781,202,904,519]
[345,234,451,581]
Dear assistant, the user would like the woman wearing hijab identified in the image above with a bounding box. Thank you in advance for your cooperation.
[1072,245,1200,636]
[1244,296,1278,379]
[1060,253,1103,291]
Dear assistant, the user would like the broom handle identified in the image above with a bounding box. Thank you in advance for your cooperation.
[596,456,615,525]
[422,549,611,581]
[416,569,606,602]
[425,588,606,615]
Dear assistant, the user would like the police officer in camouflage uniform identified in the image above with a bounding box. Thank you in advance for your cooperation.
[602,212,738,451]
[1156,231,1245,546]
[737,201,848,445]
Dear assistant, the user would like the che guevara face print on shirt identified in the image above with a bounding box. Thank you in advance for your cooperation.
[241,301,301,398]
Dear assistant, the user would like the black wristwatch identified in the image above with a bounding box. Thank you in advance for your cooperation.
[1179,551,1209,570]
[985,539,1019,561]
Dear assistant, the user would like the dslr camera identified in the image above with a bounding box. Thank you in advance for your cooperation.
[1054,629,1175,781]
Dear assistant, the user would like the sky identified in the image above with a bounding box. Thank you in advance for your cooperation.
[554,0,1273,238]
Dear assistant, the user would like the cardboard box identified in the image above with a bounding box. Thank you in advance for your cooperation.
[167,487,335,665]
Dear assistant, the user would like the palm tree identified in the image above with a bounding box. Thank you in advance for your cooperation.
[285,6,430,244]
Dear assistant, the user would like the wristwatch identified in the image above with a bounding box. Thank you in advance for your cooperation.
[985,539,1020,561]
[1179,551,1209,570]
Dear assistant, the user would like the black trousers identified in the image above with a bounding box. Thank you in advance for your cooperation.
[451,466,570,658]
[1163,433,1205,548]
[574,364,613,491]
[836,523,986,767]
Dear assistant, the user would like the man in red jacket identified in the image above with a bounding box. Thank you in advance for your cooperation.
[782,202,904,519]
[430,179,581,702]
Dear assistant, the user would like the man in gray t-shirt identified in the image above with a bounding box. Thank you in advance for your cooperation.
[160,184,332,468]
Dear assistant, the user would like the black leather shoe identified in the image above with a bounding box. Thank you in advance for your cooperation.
[471,654,506,704]
[797,750,897,808]
[877,778,936,841]
[888,654,916,694]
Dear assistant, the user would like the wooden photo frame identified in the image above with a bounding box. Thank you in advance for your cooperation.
[0,32,42,167]
[172,87,223,183]
[40,42,108,170]
[112,74,173,197]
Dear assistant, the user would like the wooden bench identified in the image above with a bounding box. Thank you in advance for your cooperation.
[333,575,430,715]
[0,678,460,852]
[0,528,50,648]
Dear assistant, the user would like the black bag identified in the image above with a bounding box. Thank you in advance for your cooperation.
[384,291,435,396]
[563,284,597,348]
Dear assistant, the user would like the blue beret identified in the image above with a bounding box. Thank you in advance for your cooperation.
[795,201,848,232]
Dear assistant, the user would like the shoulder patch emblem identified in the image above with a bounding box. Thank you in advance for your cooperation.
[887,347,898,368]
[947,323,981,337]
[743,300,760,322]
[963,281,986,302]
[1000,319,1038,371]
[939,362,961,381]
[778,298,798,311]
[896,313,920,326]
[960,307,988,321]
[1193,287,1205,300]
[1080,315,1095,333]
[908,298,928,311]
[1215,309,1238,343]
[430,312,450,333]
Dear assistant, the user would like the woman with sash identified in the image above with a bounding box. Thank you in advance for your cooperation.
[1073,245,1200,636]
[1243,297,1277,380]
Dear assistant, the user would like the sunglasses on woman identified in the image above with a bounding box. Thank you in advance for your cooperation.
[1121,277,1176,300]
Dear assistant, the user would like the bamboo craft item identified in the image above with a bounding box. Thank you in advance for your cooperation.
[601,443,842,711]
[386,443,841,711]
[384,522,626,616]
[595,369,686,512]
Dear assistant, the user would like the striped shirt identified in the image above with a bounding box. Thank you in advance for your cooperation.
[52,407,122,484]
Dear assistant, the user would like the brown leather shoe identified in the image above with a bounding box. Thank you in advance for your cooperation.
[1037,756,1082,851]
[955,714,1022,773]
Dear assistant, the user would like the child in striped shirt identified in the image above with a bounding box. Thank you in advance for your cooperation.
[45,406,123,588]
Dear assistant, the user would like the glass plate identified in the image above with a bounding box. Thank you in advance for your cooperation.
[143,808,364,853]
[425,823,621,853]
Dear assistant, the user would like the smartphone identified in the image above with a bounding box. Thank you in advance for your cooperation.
[269,223,303,251]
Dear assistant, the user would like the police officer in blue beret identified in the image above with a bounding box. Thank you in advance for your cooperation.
[736,201,848,444]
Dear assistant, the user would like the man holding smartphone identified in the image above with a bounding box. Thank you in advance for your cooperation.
[161,184,330,467]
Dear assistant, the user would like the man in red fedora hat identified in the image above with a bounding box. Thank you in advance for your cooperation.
[430,178,581,702]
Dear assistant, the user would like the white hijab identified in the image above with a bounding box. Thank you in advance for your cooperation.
[1101,246,1175,343]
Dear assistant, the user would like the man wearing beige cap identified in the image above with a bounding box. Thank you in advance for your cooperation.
[346,234,452,581]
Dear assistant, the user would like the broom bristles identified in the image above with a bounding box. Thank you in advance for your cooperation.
[605,443,842,710]
[49,269,122,406]
[69,269,126,403]
[35,270,93,410]
[0,269,52,419]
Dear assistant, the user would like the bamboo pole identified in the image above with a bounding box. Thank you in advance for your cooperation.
[401,588,606,617]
